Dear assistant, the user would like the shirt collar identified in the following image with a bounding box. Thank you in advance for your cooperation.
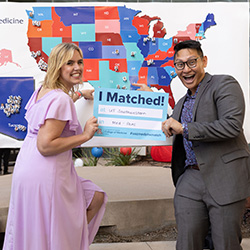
[186,82,201,99]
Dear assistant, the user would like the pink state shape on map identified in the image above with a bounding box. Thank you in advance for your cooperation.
[176,23,197,40]
[0,49,21,67]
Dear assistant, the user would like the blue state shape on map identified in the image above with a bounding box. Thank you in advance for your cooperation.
[120,30,141,43]
[127,61,143,76]
[26,7,52,21]
[79,42,102,59]
[102,45,127,59]
[203,13,216,31]
[142,60,169,68]
[129,76,139,88]
[163,66,177,79]
[148,39,159,55]
[72,24,95,42]
[0,77,34,140]
[137,35,150,58]
[147,67,159,85]
[42,37,62,57]
[197,24,206,39]
[118,6,141,31]
[123,43,144,62]
[157,67,171,86]
[55,7,95,26]
[158,37,173,52]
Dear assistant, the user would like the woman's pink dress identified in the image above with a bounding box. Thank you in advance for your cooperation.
[3,88,107,250]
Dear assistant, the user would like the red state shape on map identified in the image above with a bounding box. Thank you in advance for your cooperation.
[96,33,123,45]
[161,60,175,68]
[172,36,191,47]
[145,50,169,61]
[0,49,21,67]
[132,16,150,35]
[151,84,175,109]
[52,7,72,37]
[62,38,79,46]
[140,15,161,22]
[195,23,202,33]
[83,59,99,81]
[27,37,48,65]
[27,19,53,38]
[176,24,197,40]
[153,21,166,38]
[137,67,148,84]
[95,6,120,20]
[102,58,127,72]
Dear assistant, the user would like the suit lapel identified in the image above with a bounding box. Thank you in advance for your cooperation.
[192,73,212,121]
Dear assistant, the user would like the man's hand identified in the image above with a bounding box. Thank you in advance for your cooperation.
[131,83,153,92]
[162,117,183,138]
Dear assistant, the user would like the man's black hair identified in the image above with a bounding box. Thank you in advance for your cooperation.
[174,40,204,59]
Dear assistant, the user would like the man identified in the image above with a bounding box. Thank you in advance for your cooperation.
[162,40,250,250]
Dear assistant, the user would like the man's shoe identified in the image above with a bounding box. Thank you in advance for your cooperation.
[3,171,11,175]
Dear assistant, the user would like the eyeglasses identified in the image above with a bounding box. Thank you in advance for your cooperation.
[174,57,201,70]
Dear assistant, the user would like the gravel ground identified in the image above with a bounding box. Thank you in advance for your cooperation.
[94,216,250,244]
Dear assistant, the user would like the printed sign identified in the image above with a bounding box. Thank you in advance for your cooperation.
[93,88,169,141]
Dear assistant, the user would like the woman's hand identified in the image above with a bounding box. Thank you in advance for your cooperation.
[83,116,98,140]
[37,117,98,156]
[81,89,94,100]
[73,89,94,102]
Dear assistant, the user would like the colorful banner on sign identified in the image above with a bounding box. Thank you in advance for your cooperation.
[93,88,169,141]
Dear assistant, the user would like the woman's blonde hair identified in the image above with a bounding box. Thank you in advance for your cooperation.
[43,43,83,95]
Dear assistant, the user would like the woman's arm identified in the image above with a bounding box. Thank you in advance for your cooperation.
[73,89,94,102]
[37,116,98,156]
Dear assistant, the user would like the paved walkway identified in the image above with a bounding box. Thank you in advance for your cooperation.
[1,165,250,249]
[90,239,250,250]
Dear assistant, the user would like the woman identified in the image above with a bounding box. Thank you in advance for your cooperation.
[3,43,107,250]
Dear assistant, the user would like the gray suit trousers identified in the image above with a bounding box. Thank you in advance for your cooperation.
[174,168,246,250]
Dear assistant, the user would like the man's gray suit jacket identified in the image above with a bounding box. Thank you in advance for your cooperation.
[171,72,250,205]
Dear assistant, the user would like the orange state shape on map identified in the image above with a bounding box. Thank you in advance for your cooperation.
[153,21,166,38]
[145,50,169,61]
[176,24,197,40]
[102,58,127,72]
[27,19,53,38]
[132,16,150,35]
[96,33,123,46]
[52,7,71,37]
[95,6,120,20]
[137,67,148,84]
[83,59,99,81]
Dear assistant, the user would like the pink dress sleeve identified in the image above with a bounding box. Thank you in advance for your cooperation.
[25,89,82,135]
